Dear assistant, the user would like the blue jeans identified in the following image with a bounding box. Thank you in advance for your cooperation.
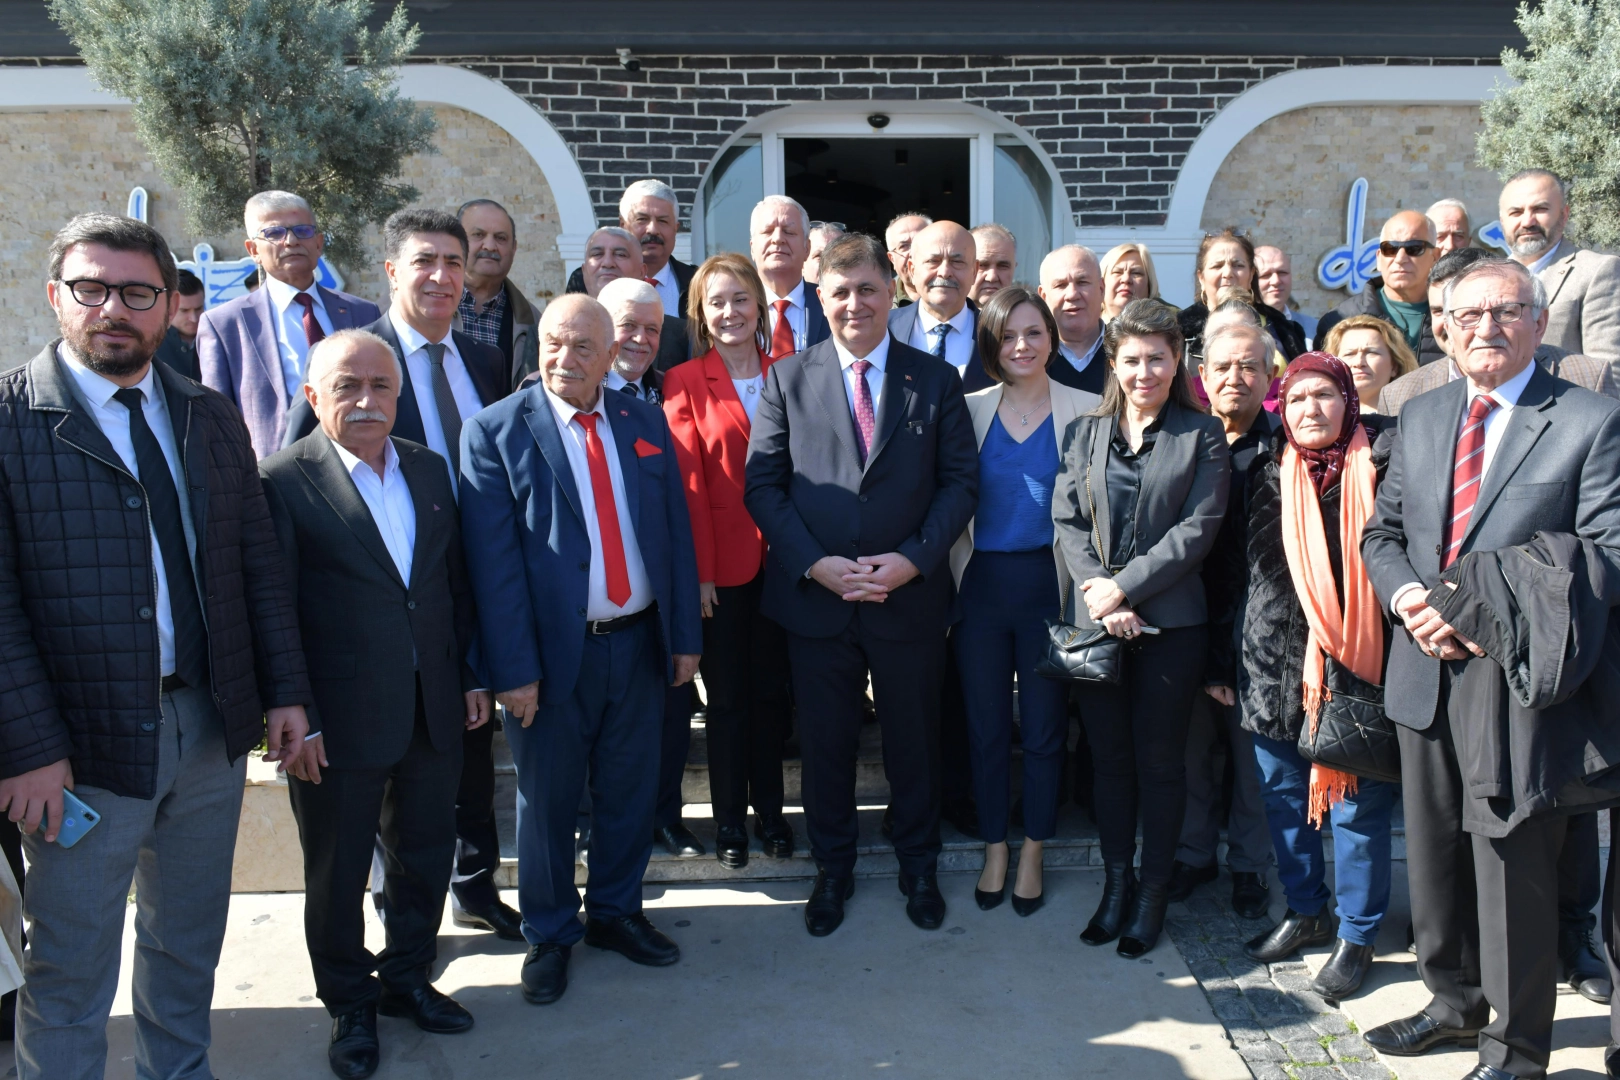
[1251,732,1396,946]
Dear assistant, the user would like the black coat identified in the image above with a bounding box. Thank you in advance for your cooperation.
[0,346,312,796]
[1179,300,1308,367]
[1201,410,1280,686]
[567,255,695,315]
[1316,276,1445,366]
[154,326,201,383]
[1233,417,1394,745]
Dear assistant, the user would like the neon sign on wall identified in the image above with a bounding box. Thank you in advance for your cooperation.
[1317,177,1511,294]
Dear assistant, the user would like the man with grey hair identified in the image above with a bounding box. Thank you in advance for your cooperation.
[969,223,1018,307]
[579,226,690,375]
[1428,197,1473,256]
[455,198,542,390]
[1317,210,1444,366]
[566,179,695,318]
[1499,167,1620,369]
[885,211,932,306]
[752,195,830,359]
[1253,245,1315,348]
[804,220,844,284]
[198,190,380,458]
[1038,244,1108,394]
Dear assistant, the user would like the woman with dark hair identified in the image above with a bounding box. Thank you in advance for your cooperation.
[664,252,793,870]
[1227,352,1396,1001]
[947,285,1100,917]
[1180,229,1307,366]
[1053,298,1230,957]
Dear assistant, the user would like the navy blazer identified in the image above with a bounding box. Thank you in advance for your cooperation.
[800,283,833,351]
[888,299,993,392]
[458,384,703,702]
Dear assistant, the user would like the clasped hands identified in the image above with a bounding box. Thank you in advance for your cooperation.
[1394,584,1486,661]
[810,552,919,603]
[1081,576,1143,639]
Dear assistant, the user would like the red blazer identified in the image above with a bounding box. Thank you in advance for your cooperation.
[663,348,775,587]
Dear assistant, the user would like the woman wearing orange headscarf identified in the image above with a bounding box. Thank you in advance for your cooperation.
[1226,352,1397,1003]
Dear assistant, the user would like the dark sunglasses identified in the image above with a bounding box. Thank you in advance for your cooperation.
[1378,239,1434,258]
[254,223,319,242]
[59,279,168,311]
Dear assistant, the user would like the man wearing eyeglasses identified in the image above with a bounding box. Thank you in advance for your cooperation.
[1317,210,1445,367]
[198,190,380,458]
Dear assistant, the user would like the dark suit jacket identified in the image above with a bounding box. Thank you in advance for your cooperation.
[743,336,979,640]
[1052,400,1231,630]
[154,327,201,383]
[888,300,994,392]
[458,385,702,703]
[1363,364,1620,730]
[567,256,696,314]
[259,431,478,769]
[280,314,509,451]
[656,315,691,373]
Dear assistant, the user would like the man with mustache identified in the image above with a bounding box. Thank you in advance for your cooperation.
[566,180,696,320]
[455,199,542,391]
[969,223,1018,308]
[260,329,489,1078]
[581,226,690,376]
[1500,168,1620,370]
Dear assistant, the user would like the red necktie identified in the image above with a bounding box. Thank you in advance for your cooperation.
[644,277,660,287]
[1444,394,1499,567]
[293,292,326,349]
[573,412,632,608]
[770,298,797,359]
[850,359,876,464]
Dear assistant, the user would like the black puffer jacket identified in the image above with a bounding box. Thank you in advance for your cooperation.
[1178,300,1308,367]
[1316,276,1445,367]
[0,346,311,797]
[1231,416,1394,744]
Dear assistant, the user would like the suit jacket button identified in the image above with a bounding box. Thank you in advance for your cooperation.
[578,607,587,616]
[407,600,417,610]
[1435,544,1443,555]
[859,495,869,503]
[140,722,155,732]
[138,606,153,620]
[125,495,142,509]
[579,562,589,571]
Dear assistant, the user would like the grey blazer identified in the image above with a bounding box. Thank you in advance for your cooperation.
[1536,239,1620,369]
[1052,400,1230,630]
[1375,342,1619,416]
[1362,364,1620,730]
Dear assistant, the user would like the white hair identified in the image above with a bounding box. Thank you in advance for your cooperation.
[1442,256,1549,315]
[306,328,401,387]
[587,225,639,250]
[619,179,680,219]
[971,223,1017,251]
[597,277,663,318]
[1427,197,1470,221]
[244,190,313,232]
[1202,302,1270,359]
[752,195,810,235]
[809,222,845,241]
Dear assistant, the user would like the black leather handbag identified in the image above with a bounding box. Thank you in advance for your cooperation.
[1295,655,1402,785]
[1036,459,1124,684]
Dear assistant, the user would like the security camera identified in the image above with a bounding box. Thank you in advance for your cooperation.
[617,48,640,72]
[868,113,890,129]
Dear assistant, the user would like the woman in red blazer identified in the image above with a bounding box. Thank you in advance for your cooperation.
[664,253,792,871]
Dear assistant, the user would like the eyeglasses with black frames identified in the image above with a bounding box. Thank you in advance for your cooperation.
[58,279,168,311]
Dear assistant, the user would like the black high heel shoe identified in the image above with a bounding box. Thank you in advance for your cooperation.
[1117,879,1170,958]
[1080,862,1135,945]
[975,881,1006,910]
[1011,891,1044,917]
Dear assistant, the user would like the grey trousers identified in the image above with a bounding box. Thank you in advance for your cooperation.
[1175,694,1273,873]
[16,684,246,1080]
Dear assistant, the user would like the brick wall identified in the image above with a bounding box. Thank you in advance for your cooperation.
[435,53,1489,231]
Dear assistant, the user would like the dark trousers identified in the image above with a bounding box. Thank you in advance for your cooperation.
[954,550,1067,844]
[450,719,502,912]
[1074,624,1207,886]
[701,570,789,827]
[1559,811,1601,933]
[939,634,974,808]
[290,695,462,1017]
[1176,695,1272,874]
[654,683,694,830]
[788,623,944,878]
[1604,808,1620,1048]
[1398,683,1567,1078]
[507,617,662,945]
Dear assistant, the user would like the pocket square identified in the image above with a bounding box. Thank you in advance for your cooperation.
[634,438,662,457]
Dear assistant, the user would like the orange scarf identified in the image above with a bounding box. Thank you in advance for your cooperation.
[1279,424,1384,825]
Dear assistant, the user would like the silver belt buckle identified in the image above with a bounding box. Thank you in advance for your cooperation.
[588,618,608,635]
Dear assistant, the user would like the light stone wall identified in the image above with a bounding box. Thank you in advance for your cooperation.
[0,104,564,354]
[1200,104,1503,319]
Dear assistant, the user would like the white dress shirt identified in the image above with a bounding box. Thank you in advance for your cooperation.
[543,386,654,619]
[391,312,485,493]
[1527,240,1565,277]
[766,280,808,354]
[732,374,765,423]
[331,438,416,585]
[908,303,976,376]
[605,369,652,399]
[650,260,681,322]
[1059,332,1104,377]
[59,346,197,678]
[834,333,890,422]
[263,274,334,402]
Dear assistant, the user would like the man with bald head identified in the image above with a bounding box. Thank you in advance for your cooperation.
[1039,244,1109,393]
[1317,210,1444,365]
[261,328,488,1074]
[885,211,932,306]
[890,221,994,392]
[460,294,702,1007]
[580,225,691,374]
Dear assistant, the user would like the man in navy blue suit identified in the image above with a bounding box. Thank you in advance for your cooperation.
[459,294,702,1008]
[751,195,831,360]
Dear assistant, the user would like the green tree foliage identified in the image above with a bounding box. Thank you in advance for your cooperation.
[49,0,437,268]
[1478,0,1620,248]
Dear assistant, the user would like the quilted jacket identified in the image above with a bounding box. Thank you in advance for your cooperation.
[0,345,312,798]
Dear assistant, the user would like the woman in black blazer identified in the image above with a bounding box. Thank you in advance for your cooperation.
[1052,298,1231,958]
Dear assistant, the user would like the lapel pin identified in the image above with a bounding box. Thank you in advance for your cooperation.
[905,374,913,381]
[432,504,440,511]
[620,409,629,417]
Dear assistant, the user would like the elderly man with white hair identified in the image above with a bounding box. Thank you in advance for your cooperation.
[750,195,830,360]
[1427,198,1473,256]
[1038,244,1109,393]
[567,179,695,319]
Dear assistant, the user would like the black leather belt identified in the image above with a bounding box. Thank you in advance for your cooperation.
[160,674,187,694]
[587,605,655,635]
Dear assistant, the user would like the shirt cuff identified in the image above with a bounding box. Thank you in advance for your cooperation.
[1391,581,1427,617]
[303,731,321,742]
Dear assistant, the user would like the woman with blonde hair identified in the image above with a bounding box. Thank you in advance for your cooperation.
[1319,314,1417,412]
[1099,243,1160,321]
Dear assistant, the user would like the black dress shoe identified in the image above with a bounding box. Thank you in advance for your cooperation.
[1010,891,1044,917]
[1117,879,1169,958]
[754,813,794,858]
[1165,860,1218,903]
[1561,923,1613,1004]
[452,900,525,941]
[1362,1009,1481,1056]
[1309,939,1375,1001]
[520,943,570,1005]
[1460,1066,1516,1080]
[805,870,854,937]
[655,822,706,858]
[377,984,474,1034]
[942,798,981,840]
[899,872,947,930]
[1243,907,1337,963]
[1230,872,1271,920]
[328,1004,379,1079]
[715,824,749,870]
[1605,1042,1620,1079]
[1080,863,1135,946]
[584,912,680,966]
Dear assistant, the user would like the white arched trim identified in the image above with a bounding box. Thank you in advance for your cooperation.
[0,63,596,268]
[1076,64,1509,305]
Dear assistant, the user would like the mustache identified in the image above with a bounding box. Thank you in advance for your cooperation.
[473,249,503,261]
[924,276,960,290]
[1473,334,1511,349]
[88,318,139,337]
[344,408,390,423]
[638,233,666,247]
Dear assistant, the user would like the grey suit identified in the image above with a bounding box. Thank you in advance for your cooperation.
[1535,239,1620,369]
[1376,343,1619,416]
[1362,365,1620,1077]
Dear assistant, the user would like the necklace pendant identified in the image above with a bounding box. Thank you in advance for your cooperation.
[1021,415,1030,426]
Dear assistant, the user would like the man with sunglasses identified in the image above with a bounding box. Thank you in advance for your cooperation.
[1317,210,1445,367]
[198,190,380,458]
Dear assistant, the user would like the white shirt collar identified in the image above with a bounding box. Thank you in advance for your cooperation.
[263,273,324,315]
[1061,330,1104,367]
[58,344,159,411]
[651,261,677,288]
[1526,239,1567,277]
[331,436,401,483]
[833,332,891,373]
[544,383,611,432]
[1466,356,1537,407]
[389,309,457,358]
[917,302,973,338]
[605,369,643,393]
[765,280,806,308]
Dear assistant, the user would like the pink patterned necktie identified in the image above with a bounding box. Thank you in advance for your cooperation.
[850,359,876,464]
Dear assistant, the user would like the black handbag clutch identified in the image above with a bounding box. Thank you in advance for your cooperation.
[1036,456,1129,684]
[1295,655,1402,785]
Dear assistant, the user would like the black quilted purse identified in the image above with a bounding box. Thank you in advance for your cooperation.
[1036,458,1126,684]
[1295,655,1402,785]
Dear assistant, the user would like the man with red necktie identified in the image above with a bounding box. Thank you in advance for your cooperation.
[458,294,702,1010]
[1362,255,1620,1080]
[749,195,831,361]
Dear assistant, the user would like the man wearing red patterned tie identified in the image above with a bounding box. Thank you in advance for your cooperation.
[458,294,702,1009]
[1361,256,1620,1080]
[750,195,831,362]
